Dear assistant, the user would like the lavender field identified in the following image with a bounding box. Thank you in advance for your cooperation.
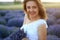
[46,8,60,40]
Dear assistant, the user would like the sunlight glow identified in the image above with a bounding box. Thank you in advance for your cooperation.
[0,0,14,2]
[41,0,60,2]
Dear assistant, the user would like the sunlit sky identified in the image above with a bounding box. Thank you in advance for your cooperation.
[0,0,60,2]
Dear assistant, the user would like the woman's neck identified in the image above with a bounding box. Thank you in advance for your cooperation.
[30,16,40,21]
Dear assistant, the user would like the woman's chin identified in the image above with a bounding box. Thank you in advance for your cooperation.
[30,15,36,18]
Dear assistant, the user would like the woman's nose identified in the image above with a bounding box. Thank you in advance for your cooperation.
[29,8,33,11]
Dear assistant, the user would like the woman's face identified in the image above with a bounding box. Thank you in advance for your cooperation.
[26,1,39,18]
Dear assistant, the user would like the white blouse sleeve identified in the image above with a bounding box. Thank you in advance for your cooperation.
[38,19,48,28]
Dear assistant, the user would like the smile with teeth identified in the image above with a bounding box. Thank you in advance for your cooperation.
[29,12,35,15]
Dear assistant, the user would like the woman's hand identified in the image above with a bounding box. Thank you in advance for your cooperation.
[22,38,28,40]
[23,14,31,24]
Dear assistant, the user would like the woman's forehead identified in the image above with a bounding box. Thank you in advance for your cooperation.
[26,1,37,6]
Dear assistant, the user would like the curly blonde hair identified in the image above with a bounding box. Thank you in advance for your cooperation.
[23,0,47,20]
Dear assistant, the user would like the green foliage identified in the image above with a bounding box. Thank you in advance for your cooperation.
[0,2,60,10]
[0,3,23,10]
[14,1,22,4]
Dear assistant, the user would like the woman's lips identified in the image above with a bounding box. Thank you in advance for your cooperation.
[29,12,35,15]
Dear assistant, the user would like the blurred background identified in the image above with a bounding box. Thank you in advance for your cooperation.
[0,0,60,40]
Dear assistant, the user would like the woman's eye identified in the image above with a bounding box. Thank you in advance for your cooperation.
[32,6,37,9]
[26,6,37,9]
[27,6,30,9]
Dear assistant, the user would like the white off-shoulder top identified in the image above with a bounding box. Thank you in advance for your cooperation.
[20,19,48,40]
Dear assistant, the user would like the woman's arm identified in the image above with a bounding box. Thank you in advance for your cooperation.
[38,24,47,40]
[22,14,29,40]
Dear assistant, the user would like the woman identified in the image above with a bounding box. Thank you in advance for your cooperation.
[21,0,48,40]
